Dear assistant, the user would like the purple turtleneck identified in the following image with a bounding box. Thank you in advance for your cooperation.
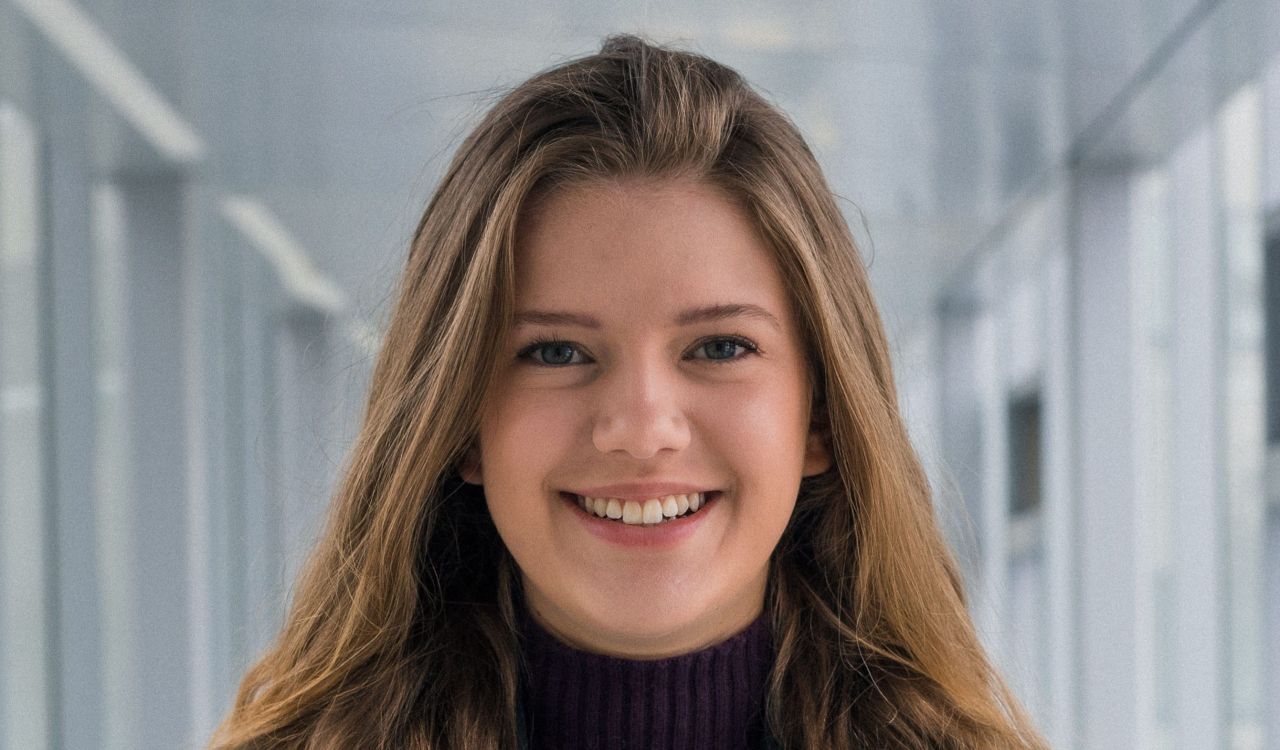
[517,607,774,750]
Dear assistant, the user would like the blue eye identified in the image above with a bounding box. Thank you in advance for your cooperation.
[691,336,759,361]
[519,340,585,366]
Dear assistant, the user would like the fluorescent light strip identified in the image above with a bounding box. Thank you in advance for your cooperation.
[10,0,206,163]
[220,196,346,315]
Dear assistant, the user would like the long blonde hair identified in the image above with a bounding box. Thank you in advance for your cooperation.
[211,35,1047,749]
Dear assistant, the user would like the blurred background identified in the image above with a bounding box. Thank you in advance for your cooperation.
[0,0,1278,748]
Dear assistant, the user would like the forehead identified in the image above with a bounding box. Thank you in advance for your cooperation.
[513,178,793,323]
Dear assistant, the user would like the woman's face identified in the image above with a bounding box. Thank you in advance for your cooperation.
[462,177,830,658]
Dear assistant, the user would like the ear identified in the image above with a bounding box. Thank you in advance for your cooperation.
[801,426,832,477]
[801,397,832,477]
[458,443,483,485]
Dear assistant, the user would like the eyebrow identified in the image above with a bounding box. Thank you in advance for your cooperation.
[514,302,783,332]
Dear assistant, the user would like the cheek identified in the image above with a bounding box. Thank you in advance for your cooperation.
[477,390,564,556]
[699,377,810,465]
[479,385,580,489]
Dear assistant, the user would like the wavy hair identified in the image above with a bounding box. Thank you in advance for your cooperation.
[210,34,1048,749]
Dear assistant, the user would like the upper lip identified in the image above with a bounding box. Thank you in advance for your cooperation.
[567,482,717,501]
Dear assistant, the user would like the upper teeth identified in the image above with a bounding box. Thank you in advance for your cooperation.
[575,492,706,525]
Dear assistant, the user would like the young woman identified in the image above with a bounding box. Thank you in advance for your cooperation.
[211,35,1048,750]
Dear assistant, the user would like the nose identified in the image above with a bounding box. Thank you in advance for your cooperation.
[591,360,691,459]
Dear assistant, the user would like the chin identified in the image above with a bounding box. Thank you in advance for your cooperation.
[579,595,706,641]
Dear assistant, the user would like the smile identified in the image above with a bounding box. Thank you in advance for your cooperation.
[563,491,718,526]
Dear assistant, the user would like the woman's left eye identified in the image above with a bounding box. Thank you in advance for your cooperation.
[688,336,759,362]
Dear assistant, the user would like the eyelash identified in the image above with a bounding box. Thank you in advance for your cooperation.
[516,334,761,367]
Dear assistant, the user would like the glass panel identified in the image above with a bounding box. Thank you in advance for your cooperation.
[1220,83,1268,750]
[938,301,986,591]
[89,183,137,749]
[0,100,50,750]
[1007,392,1042,515]
[1132,164,1176,749]
[1267,218,1280,750]
[1006,390,1047,722]
[1267,227,1279,446]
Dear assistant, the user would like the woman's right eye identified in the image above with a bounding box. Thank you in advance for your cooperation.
[517,340,588,367]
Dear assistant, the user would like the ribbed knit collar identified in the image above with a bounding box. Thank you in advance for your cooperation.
[517,605,774,750]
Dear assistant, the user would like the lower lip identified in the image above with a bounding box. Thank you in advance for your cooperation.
[559,491,721,548]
